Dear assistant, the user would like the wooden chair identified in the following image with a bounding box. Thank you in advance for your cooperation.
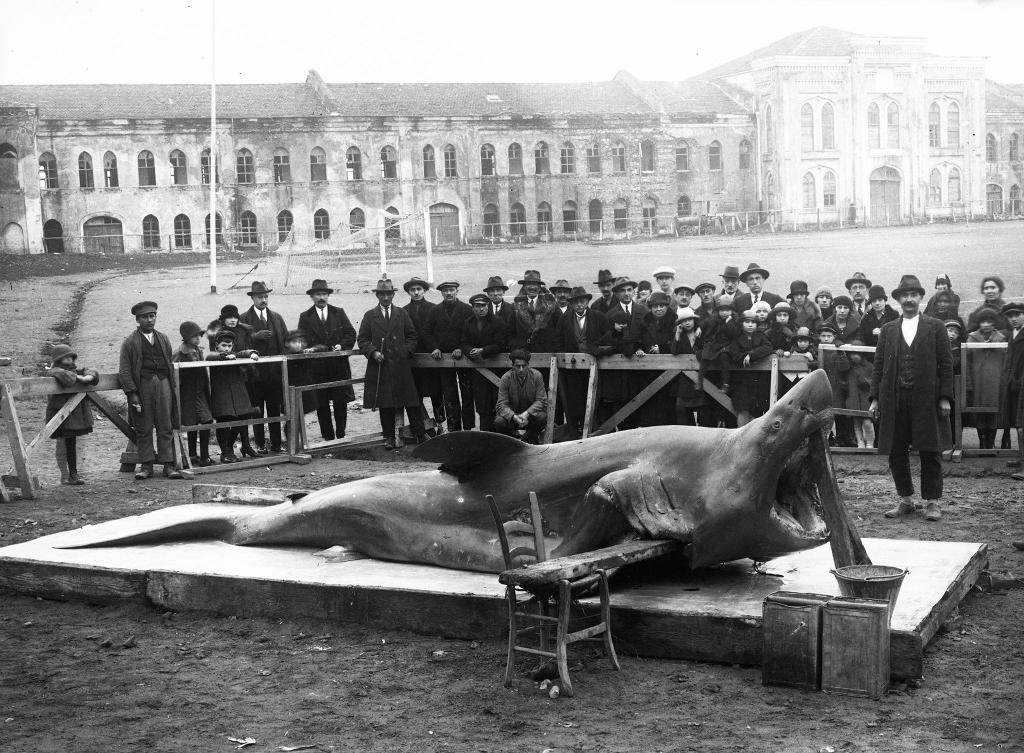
[485,492,619,696]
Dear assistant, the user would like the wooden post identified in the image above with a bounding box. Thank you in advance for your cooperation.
[768,356,780,406]
[1,383,35,500]
[279,357,291,458]
[543,355,559,444]
[808,430,870,567]
[378,226,387,275]
[580,362,600,439]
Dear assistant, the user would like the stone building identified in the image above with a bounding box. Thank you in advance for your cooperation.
[1,26,1021,255]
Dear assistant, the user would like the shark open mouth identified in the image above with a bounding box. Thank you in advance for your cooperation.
[769,426,831,544]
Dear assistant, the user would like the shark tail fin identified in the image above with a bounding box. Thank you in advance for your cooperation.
[53,503,246,549]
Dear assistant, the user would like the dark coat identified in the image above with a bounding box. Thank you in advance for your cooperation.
[490,300,516,333]
[1000,326,1024,428]
[206,354,255,418]
[118,329,180,429]
[172,342,213,425]
[671,328,705,404]
[513,295,560,352]
[612,301,651,354]
[923,291,961,318]
[733,291,784,313]
[209,321,257,357]
[460,314,508,359]
[297,304,356,402]
[767,324,795,353]
[358,305,420,409]
[239,306,288,387]
[870,315,954,453]
[790,300,823,333]
[727,331,773,412]
[822,312,862,344]
[423,299,473,353]
[856,306,899,348]
[590,295,618,315]
[403,298,437,352]
[819,347,850,408]
[966,300,1009,334]
[555,309,613,356]
[45,365,98,437]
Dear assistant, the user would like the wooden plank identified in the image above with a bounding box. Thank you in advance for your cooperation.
[808,430,870,567]
[0,558,148,604]
[580,362,600,440]
[679,370,735,414]
[476,367,502,389]
[500,539,682,588]
[544,355,558,444]
[190,483,313,505]
[6,393,85,473]
[1,384,35,500]
[768,355,780,406]
[185,454,294,476]
[0,357,11,367]
[85,392,135,440]
[1,373,122,397]
[592,370,680,436]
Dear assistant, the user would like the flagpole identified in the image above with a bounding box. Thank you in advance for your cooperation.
[209,0,218,294]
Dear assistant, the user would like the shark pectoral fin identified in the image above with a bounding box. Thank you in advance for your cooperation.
[588,468,697,543]
[286,492,308,502]
[412,430,533,472]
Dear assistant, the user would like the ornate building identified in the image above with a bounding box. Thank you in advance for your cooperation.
[1,27,1021,254]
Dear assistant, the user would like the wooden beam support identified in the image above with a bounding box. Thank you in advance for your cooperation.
[543,355,558,445]
[580,363,600,439]
[808,430,870,567]
[85,392,135,440]
[592,370,680,436]
[1,384,35,500]
[191,483,314,505]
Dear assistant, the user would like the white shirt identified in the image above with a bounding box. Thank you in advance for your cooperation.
[623,304,632,317]
[380,305,391,319]
[319,308,327,322]
[257,308,267,323]
[141,331,154,345]
[1013,327,1022,342]
[901,314,920,346]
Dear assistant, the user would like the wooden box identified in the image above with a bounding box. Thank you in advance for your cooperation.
[761,591,832,690]
[821,596,890,699]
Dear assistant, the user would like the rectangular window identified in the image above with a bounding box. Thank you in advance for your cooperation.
[675,146,689,171]
[868,107,880,149]
[423,152,436,179]
[237,154,255,184]
[738,143,751,170]
[273,155,291,183]
[508,145,523,175]
[139,161,156,187]
[310,155,327,182]
[611,145,625,173]
[640,141,655,172]
[314,214,330,240]
[534,146,549,175]
[443,148,457,178]
[947,107,960,148]
[171,154,187,185]
[928,108,940,148]
[823,175,836,208]
[587,144,600,173]
[613,206,627,231]
[886,106,900,149]
[559,147,575,174]
[708,145,722,171]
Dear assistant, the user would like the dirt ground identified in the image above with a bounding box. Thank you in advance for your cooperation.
[2,234,1024,752]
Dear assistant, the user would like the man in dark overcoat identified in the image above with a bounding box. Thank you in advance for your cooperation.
[239,281,289,453]
[118,301,181,480]
[869,275,954,522]
[555,286,613,434]
[358,278,425,449]
[999,301,1024,471]
[733,262,784,312]
[611,277,650,431]
[590,269,617,314]
[485,275,515,334]
[403,276,444,434]
[423,280,475,432]
[297,279,356,441]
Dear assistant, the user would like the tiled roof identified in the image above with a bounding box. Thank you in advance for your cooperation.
[694,26,867,80]
[636,79,752,117]
[987,80,1024,113]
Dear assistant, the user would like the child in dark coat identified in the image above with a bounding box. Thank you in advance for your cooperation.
[728,310,773,426]
[671,307,705,425]
[206,330,259,463]
[173,321,215,466]
[844,338,874,448]
[45,344,97,485]
[767,302,796,355]
[817,324,850,445]
[637,292,678,426]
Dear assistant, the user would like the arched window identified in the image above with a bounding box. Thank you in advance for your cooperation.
[422,145,436,178]
[1009,133,1020,163]
[1010,184,1022,215]
[560,143,575,174]
[380,146,397,179]
[738,139,752,170]
[509,203,526,236]
[641,197,657,234]
[764,105,774,153]
[482,203,500,238]
[708,141,722,171]
[78,152,94,188]
[588,199,603,234]
[929,103,941,147]
[346,147,362,180]
[766,172,776,210]
[587,143,601,173]
[0,143,16,158]
[929,169,942,205]
[138,150,156,186]
[310,147,327,182]
[986,183,1003,215]
[886,102,900,148]
[613,199,628,230]
[986,134,997,162]
[640,140,655,172]
[276,210,293,242]
[205,213,223,246]
[480,144,496,176]
[534,142,549,175]
[314,208,331,240]
[239,211,258,245]
[508,143,523,175]
[947,102,960,148]
[0,144,18,190]
[611,142,626,173]
[801,103,815,151]
[675,142,689,171]
[103,151,119,187]
[38,153,58,189]
[173,214,192,249]
[236,148,255,184]
[562,200,578,233]
[802,173,816,209]
[201,149,219,185]
[537,202,553,235]
[442,144,457,178]
[273,148,291,183]
[142,215,161,250]
[384,206,401,241]
[348,207,365,232]
[677,195,691,217]
[823,170,836,208]
[948,167,962,203]
[867,103,881,149]
[821,103,835,150]
[43,219,64,253]
[170,149,187,185]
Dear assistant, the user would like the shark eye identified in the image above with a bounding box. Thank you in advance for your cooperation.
[771,420,782,431]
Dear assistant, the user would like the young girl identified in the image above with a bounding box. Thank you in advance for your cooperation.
[823,295,859,342]
[637,291,678,426]
[173,321,215,466]
[815,287,834,322]
[844,338,875,448]
[728,310,773,426]
[767,302,795,355]
[966,309,1007,449]
[206,330,259,463]
[45,345,97,485]
[672,306,705,425]
[817,325,850,445]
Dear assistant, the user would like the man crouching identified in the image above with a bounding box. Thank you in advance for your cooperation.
[494,349,548,444]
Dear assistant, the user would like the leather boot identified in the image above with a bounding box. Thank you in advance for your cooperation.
[924,502,942,521]
[163,463,183,480]
[134,463,154,480]
[884,499,916,518]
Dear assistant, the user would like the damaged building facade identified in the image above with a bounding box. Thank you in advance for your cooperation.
[1,27,1022,254]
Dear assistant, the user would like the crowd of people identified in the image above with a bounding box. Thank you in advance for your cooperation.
[43,264,1024,526]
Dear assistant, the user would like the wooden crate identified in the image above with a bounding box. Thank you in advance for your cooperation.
[821,596,890,699]
[761,591,833,690]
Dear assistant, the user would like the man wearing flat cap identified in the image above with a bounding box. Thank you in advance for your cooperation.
[119,301,181,480]
[297,279,356,442]
[423,280,475,432]
[870,275,954,522]
[403,276,444,434]
[733,262,783,312]
[239,281,289,453]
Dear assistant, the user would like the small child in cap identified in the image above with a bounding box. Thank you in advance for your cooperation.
[206,330,259,463]
[767,302,795,355]
[844,338,874,448]
[45,345,98,485]
[728,310,773,426]
[172,321,214,466]
[817,324,849,445]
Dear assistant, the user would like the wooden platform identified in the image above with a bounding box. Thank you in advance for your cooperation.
[0,521,986,679]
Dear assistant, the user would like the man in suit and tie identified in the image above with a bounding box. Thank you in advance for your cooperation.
[484,275,515,341]
[403,276,443,434]
[296,279,356,442]
[870,275,954,522]
[239,281,289,453]
[733,263,784,312]
[359,278,425,449]
[423,280,475,432]
[590,269,617,314]
[550,279,572,318]
[846,272,872,318]
[611,276,649,430]
[555,286,613,435]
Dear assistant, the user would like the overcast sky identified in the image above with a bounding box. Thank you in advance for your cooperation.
[2,0,1021,86]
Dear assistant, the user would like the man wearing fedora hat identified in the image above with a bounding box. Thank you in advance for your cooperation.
[590,269,617,315]
[718,265,741,297]
[845,272,872,318]
[733,263,783,313]
[513,270,559,353]
[297,279,357,442]
[556,286,614,435]
[119,301,181,480]
[423,280,475,432]
[611,277,650,430]
[240,281,289,453]
[999,301,1024,474]
[358,277,426,449]
[550,279,572,316]
[403,276,444,434]
[870,274,954,522]
[484,275,515,331]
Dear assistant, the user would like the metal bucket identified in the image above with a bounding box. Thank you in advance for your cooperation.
[831,565,908,622]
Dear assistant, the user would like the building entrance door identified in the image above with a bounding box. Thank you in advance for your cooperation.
[869,167,901,223]
[428,203,460,246]
[83,216,124,253]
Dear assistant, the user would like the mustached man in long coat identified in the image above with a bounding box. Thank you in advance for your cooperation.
[297,279,356,441]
